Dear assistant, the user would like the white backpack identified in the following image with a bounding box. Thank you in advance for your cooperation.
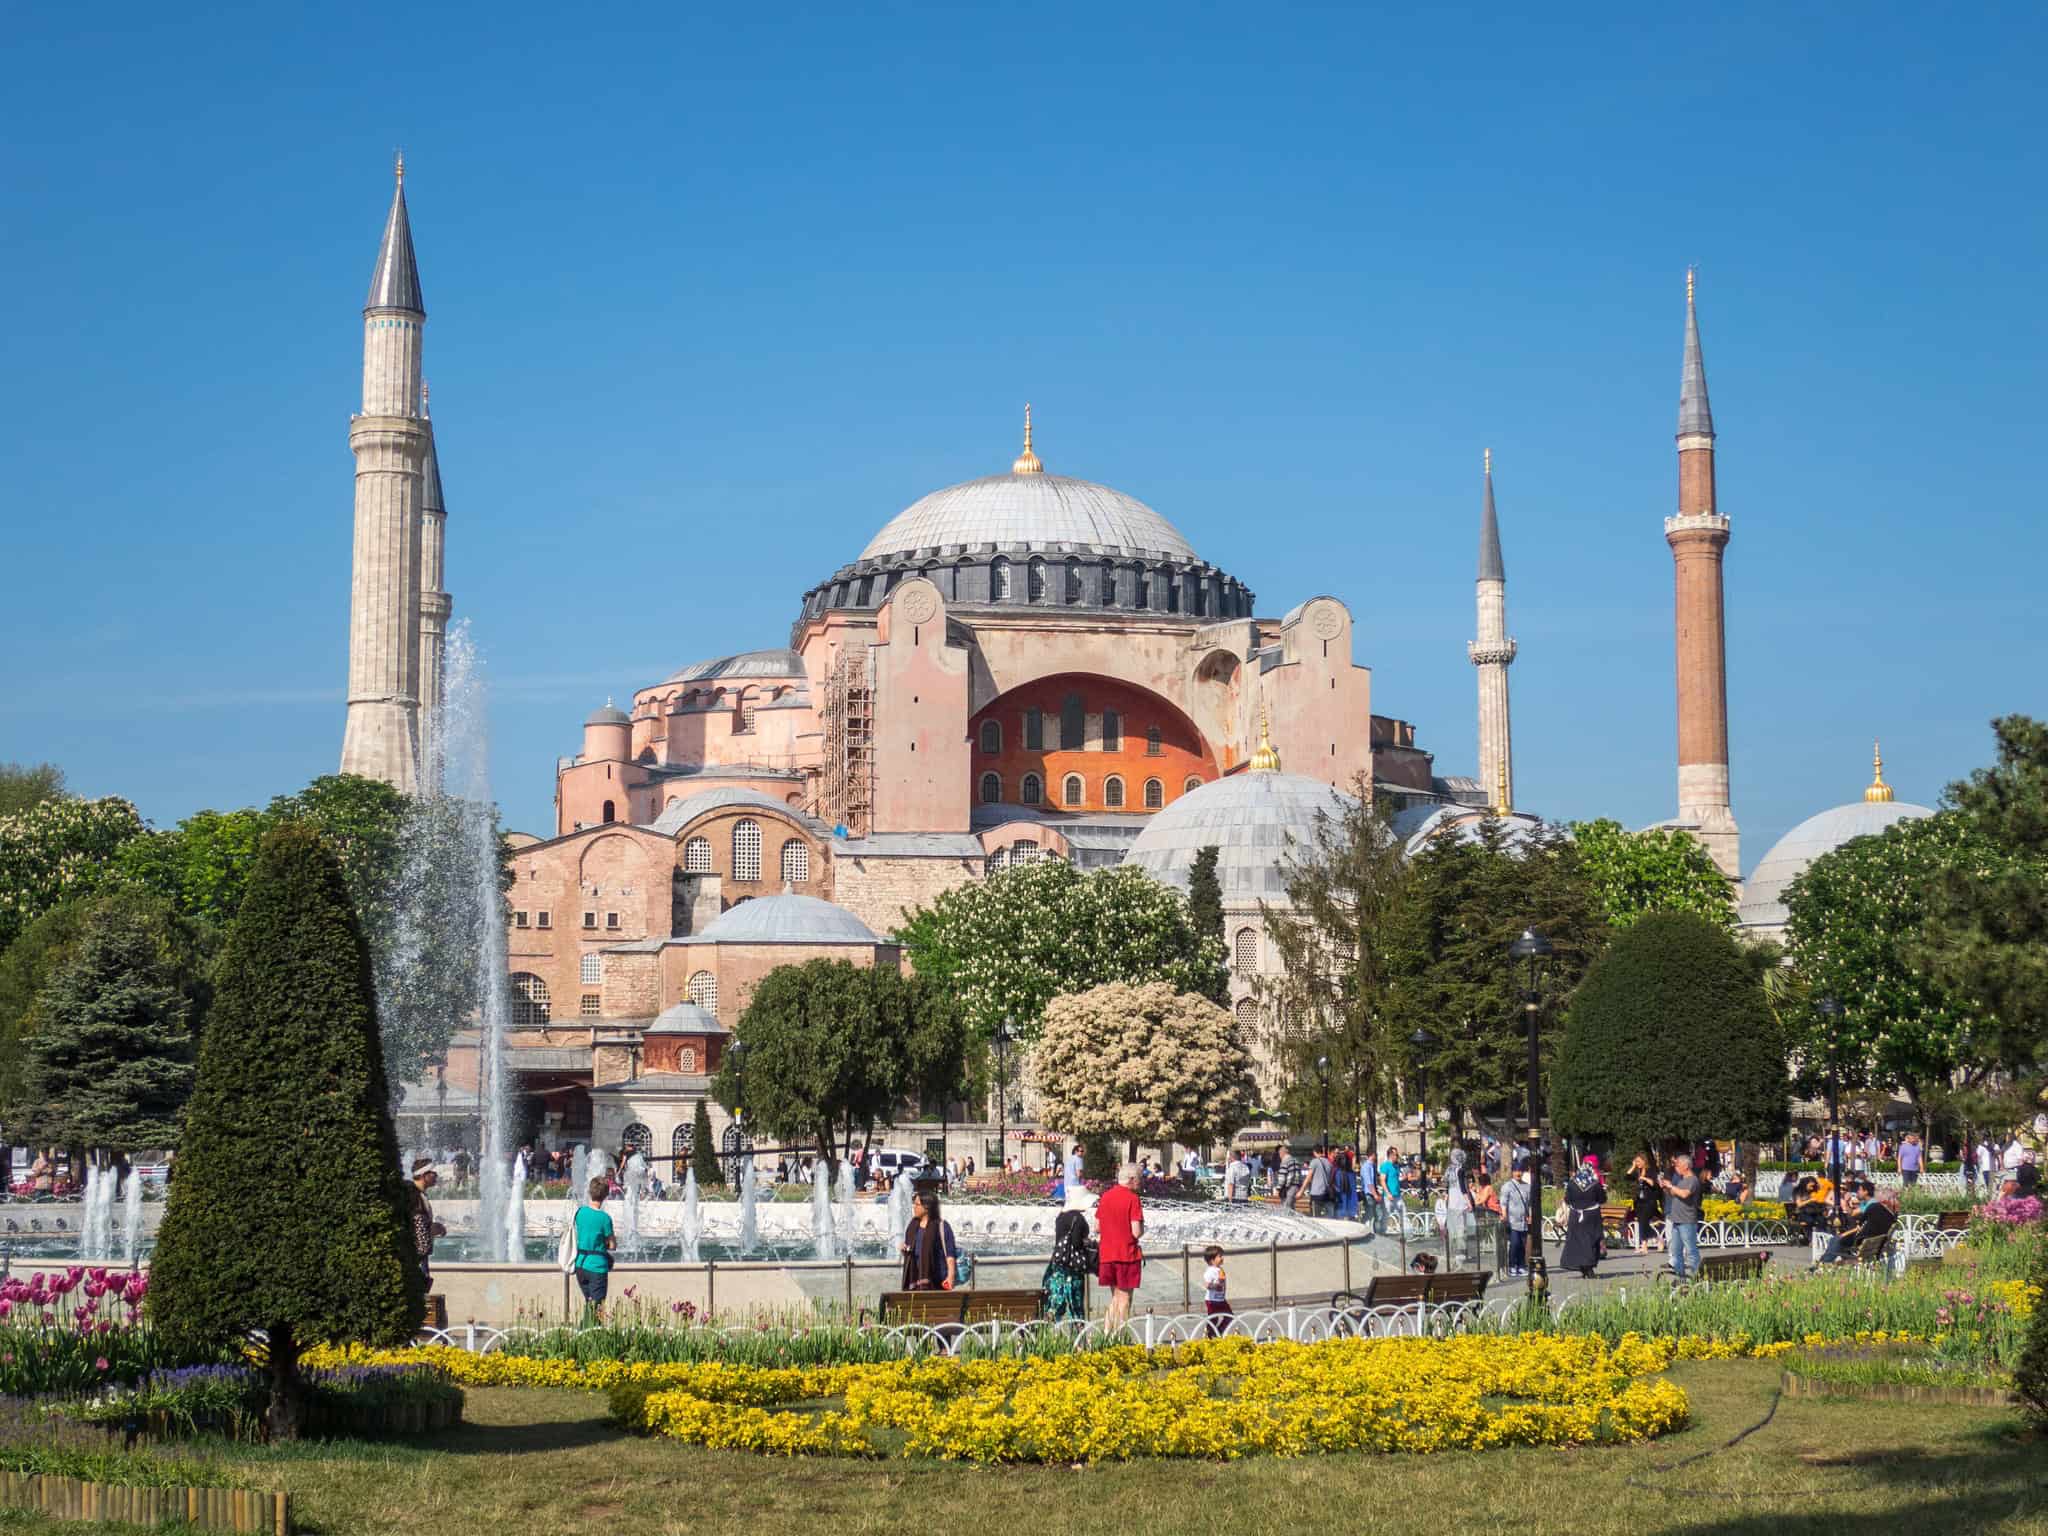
[557,1222,577,1274]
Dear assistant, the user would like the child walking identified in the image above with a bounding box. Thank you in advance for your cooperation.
[1202,1245,1232,1336]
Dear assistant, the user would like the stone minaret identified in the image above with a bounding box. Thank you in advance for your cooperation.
[340,154,428,793]
[417,384,452,786]
[1665,269,1739,881]
[1468,448,1516,811]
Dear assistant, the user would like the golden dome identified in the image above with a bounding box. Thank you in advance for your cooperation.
[1011,403,1043,476]
[1248,712,1281,773]
[1864,741,1894,804]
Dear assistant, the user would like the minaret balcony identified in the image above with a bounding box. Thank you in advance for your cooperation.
[1467,640,1518,666]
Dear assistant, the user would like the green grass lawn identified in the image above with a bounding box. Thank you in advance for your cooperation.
[0,1360,2040,1536]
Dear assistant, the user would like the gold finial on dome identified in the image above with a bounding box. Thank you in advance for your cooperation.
[1686,265,1695,303]
[1249,710,1281,773]
[395,150,405,186]
[1495,758,1512,815]
[1011,404,1043,476]
[1865,740,1894,803]
[1484,447,1492,476]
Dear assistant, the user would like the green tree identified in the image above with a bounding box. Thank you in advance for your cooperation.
[897,859,1227,1048]
[2018,1239,2048,1427]
[689,1098,723,1189]
[1785,813,2003,1110]
[1917,715,2048,1078]
[1550,911,1788,1154]
[1187,845,1224,944]
[714,960,947,1169]
[21,897,198,1153]
[148,825,421,1439]
[1027,981,1256,1152]
[1568,818,1735,931]
[115,808,272,932]
[1387,819,1609,1135]
[0,763,66,818]
[0,795,147,950]
[1254,781,1407,1143]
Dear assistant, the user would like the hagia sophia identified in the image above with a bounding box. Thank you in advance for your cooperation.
[340,160,1925,1162]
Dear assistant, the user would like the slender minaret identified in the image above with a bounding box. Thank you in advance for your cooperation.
[417,382,452,786]
[1468,448,1516,811]
[1665,269,1739,880]
[340,153,428,792]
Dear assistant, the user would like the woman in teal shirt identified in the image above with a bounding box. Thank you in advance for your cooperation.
[573,1178,616,1323]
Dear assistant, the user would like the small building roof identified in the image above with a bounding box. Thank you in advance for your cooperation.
[649,1000,727,1035]
[643,788,828,837]
[674,889,883,946]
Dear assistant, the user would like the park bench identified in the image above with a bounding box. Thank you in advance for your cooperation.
[879,1288,1043,1327]
[1852,1233,1893,1267]
[1695,1250,1769,1284]
[1331,1270,1491,1331]
[1934,1210,1972,1233]
[1598,1204,1636,1242]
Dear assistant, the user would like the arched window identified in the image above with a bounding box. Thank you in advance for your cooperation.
[1146,726,1163,757]
[979,719,1002,754]
[1063,774,1084,807]
[1103,775,1125,808]
[1166,573,1181,613]
[738,700,757,734]
[1235,998,1260,1035]
[683,837,712,873]
[689,971,718,1015]
[1010,840,1040,864]
[1102,709,1121,752]
[980,772,1002,804]
[1234,927,1259,971]
[985,846,1009,877]
[1065,559,1083,604]
[1021,773,1042,805]
[732,819,761,881]
[622,1123,653,1159]
[601,800,616,824]
[781,839,810,884]
[990,557,1010,600]
[680,1045,699,1073]
[1184,775,1203,795]
[1061,693,1085,751]
[510,973,550,1026]
[1027,558,1046,602]
[1024,707,1044,751]
[672,1123,692,1165]
[1134,567,1150,608]
[1143,778,1165,809]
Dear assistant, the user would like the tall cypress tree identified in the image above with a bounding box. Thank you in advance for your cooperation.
[148,824,421,1439]
[1188,845,1225,943]
[690,1098,723,1189]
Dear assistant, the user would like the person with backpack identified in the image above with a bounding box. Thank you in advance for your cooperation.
[569,1177,616,1324]
[1500,1160,1532,1277]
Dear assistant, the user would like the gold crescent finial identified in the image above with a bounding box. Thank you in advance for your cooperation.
[1011,403,1043,475]
[1484,447,1492,476]
[395,150,406,186]
[1496,758,1512,815]
[1865,740,1894,803]
[1686,266,1695,304]
[1249,707,1281,773]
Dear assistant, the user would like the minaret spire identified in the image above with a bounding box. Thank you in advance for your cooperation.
[340,156,430,792]
[417,386,453,788]
[1469,448,1517,813]
[1665,269,1739,882]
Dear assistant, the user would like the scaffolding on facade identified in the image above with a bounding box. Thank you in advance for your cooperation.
[817,648,874,837]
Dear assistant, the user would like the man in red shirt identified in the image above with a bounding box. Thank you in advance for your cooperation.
[1095,1162,1145,1329]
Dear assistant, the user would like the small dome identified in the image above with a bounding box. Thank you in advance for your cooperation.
[1125,772,1353,901]
[585,702,630,726]
[662,648,806,686]
[649,1000,722,1034]
[1738,798,1935,931]
[687,891,881,945]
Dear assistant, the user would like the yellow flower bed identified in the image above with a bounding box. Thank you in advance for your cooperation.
[1701,1197,1786,1222]
[594,1335,1691,1462]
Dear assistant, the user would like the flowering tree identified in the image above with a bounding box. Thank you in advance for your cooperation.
[0,796,146,950]
[1568,818,1733,931]
[1785,812,2007,1107]
[1027,981,1255,1151]
[898,860,1227,1048]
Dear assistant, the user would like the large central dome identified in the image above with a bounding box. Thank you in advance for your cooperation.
[859,410,1197,562]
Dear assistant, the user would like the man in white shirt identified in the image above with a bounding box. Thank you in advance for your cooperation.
[2005,1136,2027,1171]
[1180,1149,1203,1191]
[1063,1143,1083,1193]
[1974,1139,1996,1192]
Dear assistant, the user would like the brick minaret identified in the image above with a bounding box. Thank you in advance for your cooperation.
[340,154,428,792]
[1664,269,1739,881]
[1467,448,1516,810]
[417,384,452,787]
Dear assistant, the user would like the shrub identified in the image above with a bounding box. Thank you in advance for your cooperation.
[147,824,423,1439]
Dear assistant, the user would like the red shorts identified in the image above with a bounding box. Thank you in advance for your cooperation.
[1098,1258,1142,1292]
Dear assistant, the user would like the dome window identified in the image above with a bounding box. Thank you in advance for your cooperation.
[683,837,712,873]
[1104,776,1125,809]
[980,719,1002,754]
[980,772,1002,804]
[689,970,718,1016]
[1028,558,1046,602]
[1233,927,1259,971]
[1065,559,1083,604]
[1025,708,1044,751]
[990,558,1011,601]
[732,819,762,882]
[1184,776,1202,794]
[1144,778,1165,809]
[1102,709,1122,752]
[1146,726,1163,757]
[781,840,810,884]
[985,846,1009,877]
[1063,775,1084,808]
[1021,773,1042,805]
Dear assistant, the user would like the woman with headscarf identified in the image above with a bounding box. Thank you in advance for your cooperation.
[1040,1205,1092,1320]
[897,1189,958,1290]
[1559,1153,1606,1277]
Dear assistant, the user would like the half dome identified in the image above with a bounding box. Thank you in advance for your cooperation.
[1125,772,1353,901]
[684,891,881,946]
[860,473,1197,563]
[1738,799,1935,931]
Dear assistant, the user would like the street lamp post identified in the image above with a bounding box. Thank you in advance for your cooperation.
[1508,927,1554,1301]
[1815,997,1844,1231]
[1316,1055,1331,1151]
[993,1021,1012,1173]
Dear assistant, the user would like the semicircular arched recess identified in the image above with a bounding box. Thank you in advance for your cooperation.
[965,672,1218,817]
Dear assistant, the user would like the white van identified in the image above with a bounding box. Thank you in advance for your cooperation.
[866,1148,927,1181]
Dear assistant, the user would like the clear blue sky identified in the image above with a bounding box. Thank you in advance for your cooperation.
[4,3,2043,875]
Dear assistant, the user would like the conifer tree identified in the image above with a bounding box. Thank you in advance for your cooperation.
[690,1098,723,1189]
[1187,845,1225,943]
[148,824,421,1439]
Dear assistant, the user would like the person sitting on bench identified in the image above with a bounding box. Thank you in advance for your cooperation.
[1813,1185,1897,1265]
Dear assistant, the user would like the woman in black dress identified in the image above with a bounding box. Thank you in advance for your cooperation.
[1628,1152,1663,1252]
[1559,1154,1607,1277]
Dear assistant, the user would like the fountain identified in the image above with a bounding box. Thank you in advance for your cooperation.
[680,1168,702,1262]
[887,1170,913,1247]
[737,1156,758,1254]
[569,1146,589,1206]
[502,1151,527,1263]
[835,1159,856,1253]
[79,1165,115,1260]
[121,1170,144,1265]
[809,1162,835,1258]
[621,1152,648,1256]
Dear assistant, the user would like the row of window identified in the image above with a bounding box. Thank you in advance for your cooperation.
[619,1118,721,1164]
[680,826,809,884]
[508,969,723,1027]
[980,772,1199,809]
[978,713,1166,756]
[512,909,632,931]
